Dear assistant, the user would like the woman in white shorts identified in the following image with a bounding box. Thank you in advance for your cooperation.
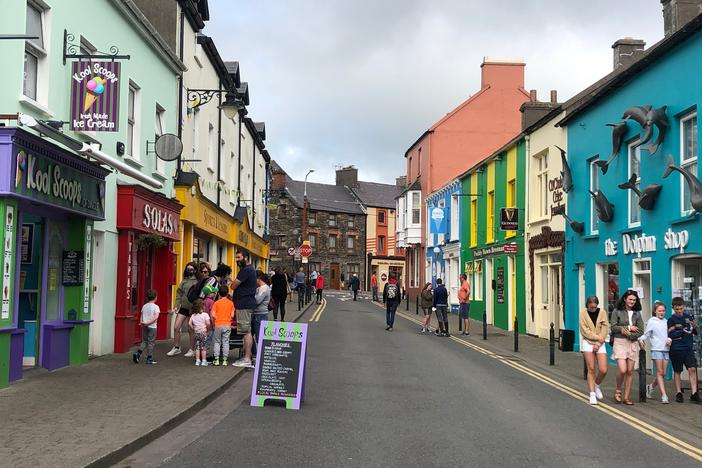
[579,296,609,405]
[640,301,672,403]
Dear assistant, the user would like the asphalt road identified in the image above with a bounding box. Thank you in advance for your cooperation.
[161,292,700,468]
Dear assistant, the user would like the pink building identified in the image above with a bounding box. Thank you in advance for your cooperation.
[397,57,530,300]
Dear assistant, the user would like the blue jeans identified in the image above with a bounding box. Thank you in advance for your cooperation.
[386,302,398,327]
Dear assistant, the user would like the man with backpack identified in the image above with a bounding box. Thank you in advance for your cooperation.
[383,273,401,331]
[433,278,450,337]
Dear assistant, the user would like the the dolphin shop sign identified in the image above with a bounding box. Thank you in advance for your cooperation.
[604,229,690,257]
[70,61,121,132]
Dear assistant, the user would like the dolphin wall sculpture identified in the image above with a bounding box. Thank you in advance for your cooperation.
[556,145,573,193]
[663,155,702,213]
[640,106,668,154]
[559,213,585,234]
[617,173,662,210]
[595,121,628,175]
[589,190,615,222]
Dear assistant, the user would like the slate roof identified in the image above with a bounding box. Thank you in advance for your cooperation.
[285,176,365,214]
[351,181,403,209]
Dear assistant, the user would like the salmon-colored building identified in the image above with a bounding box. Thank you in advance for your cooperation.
[396,57,531,300]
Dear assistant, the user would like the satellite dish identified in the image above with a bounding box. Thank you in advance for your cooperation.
[155,133,183,161]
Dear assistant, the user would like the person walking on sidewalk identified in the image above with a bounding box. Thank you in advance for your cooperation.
[668,296,700,403]
[271,267,288,321]
[310,269,318,295]
[383,273,401,331]
[284,268,293,303]
[231,250,257,368]
[579,295,609,405]
[133,289,159,365]
[610,290,644,405]
[252,270,272,360]
[188,299,211,366]
[350,273,360,301]
[419,282,434,333]
[640,301,671,403]
[458,274,471,336]
[167,262,199,358]
[295,267,306,310]
[315,272,325,304]
[371,273,379,302]
[433,279,449,337]
[211,285,234,366]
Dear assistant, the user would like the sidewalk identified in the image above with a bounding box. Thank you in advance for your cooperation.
[0,301,315,468]
[437,314,702,446]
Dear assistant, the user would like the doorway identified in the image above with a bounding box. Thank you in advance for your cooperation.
[508,256,516,331]
[330,263,340,289]
[18,215,44,367]
[485,258,493,324]
[89,230,104,356]
[671,255,702,368]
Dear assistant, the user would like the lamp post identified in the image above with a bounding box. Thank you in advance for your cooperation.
[302,169,314,299]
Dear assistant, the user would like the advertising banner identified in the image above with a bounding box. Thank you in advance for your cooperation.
[70,61,121,132]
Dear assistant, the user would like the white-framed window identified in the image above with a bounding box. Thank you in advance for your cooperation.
[126,82,141,160]
[411,192,420,224]
[23,1,48,102]
[628,141,641,227]
[681,112,698,215]
[536,151,549,219]
[154,104,165,174]
[347,236,356,254]
[207,122,215,172]
[450,194,459,240]
[348,216,355,228]
[191,107,200,159]
[589,158,600,234]
[473,260,483,300]
[308,211,316,225]
[328,213,337,227]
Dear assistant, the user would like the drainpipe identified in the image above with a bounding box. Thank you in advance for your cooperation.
[252,136,256,222]
[236,110,242,205]
[176,8,185,174]
[216,83,222,206]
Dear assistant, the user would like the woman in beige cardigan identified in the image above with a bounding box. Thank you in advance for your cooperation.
[579,296,609,405]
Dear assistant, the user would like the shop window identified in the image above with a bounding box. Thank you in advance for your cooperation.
[535,151,549,219]
[328,213,336,227]
[127,81,141,160]
[486,190,495,243]
[377,235,385,254]
[597,262,620,314]
[308,211,316,225]
[378,210,386,225]
[470,198,478,247]
[681,113,698,215]
[328,234,337,253]
[473,260,483,300]
[628,141,641,227]
[154,104,166,174]
[506,179,516,238]
[412,192,421,224]
[347,236,356,254]
[590,159,600,234]
[23,1,47,102]
[450,195,459,241]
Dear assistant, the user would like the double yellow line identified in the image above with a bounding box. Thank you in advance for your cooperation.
[390,308,702,463]
[309,298,327,322]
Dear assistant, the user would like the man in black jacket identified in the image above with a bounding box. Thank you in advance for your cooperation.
[383,273,401,331]
[270,267,288,320]
[433,279,449,337]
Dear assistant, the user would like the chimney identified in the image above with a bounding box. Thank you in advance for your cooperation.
[520,95,561,131]
[336,165,358,188]
[480,56,525,90]
[662,0,702,36]
[550,90,558,103]
[529,89,537,102]
[612,38,646,69]
[396,176,407,188]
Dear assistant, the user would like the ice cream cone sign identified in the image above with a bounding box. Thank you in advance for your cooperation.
[83,77,106,112]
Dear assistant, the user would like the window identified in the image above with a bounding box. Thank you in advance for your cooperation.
[191,107,200,158]
[154,104,165,174]
[23,2,47,101]
[486,190,495,243]
[347,216,354,228]
[470,199,478,247]
[473,260,483,300]
[328,235,337,252]
[127,82,140,159]
[411,192,420,224]
[681,113,698,214]
[536,152,549,219]
[207,123,215,172]
[590,159,600,234]
[347,236,355,254]
[347,263,359,278]
[506,179,516,237]
[450,195,459,241]
[308,211,316,225]
[378,210,386,225]
[628,141,641,226]
[328,214,337,227]
[309,233,317,251]
[377,235,385,254]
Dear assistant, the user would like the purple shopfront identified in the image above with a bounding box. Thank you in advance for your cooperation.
[0,127,108,386]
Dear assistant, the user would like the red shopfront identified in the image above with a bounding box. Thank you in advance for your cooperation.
[114,185,182,352]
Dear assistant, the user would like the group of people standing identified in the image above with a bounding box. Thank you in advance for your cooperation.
[580,290,700,406]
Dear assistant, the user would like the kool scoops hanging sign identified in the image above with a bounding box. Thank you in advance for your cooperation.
[70,61,120,132]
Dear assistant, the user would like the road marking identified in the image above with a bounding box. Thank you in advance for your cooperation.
[309,299,327,322]
[382,307,702,463]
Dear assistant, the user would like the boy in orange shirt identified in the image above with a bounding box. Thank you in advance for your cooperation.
[211,284,235,366]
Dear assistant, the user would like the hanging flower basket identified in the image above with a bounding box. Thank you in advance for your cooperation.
[135,233,167,251]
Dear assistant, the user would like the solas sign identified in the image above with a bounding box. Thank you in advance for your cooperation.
[142,204,176,236]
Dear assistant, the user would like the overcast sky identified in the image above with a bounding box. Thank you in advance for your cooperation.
[207,0,664,185]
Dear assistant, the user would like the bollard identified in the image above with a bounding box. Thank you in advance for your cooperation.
[549,322,555,366]
[513,316,519,352]
[406,292,409,311]
[482,311,487,340]
[459,309,463,332]
[638,347,647,402]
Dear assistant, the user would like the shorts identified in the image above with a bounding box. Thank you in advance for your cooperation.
[194,331,209,351]
[237,308,253,334]
[422,307,432,316]
[611,337,640,362]
[581,339,607,354]
[459,303,470,320]
[670,348,698,372]
[435,306,448,322]
[651,351,669,361]
[177,307,191,317]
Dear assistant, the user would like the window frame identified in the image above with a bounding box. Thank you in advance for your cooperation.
[680,112,698,216]
[377,235,385,255]
[154,103,166,175]
[535,151,549,219]
[347,235,355,254]
[627,140,641,228]
[308,233,317,251]
[23,1,48,103]
[589,158,600,235]
[328,213,337,227]
[470,198,478,247]
[328,234,338,253]
[207,122,216,173]
[411,192,421,225]
[308,211,316,225]
[126,81,141,161]
[347,216,354,228]
[486,190,495,244]
[378,210,386,225]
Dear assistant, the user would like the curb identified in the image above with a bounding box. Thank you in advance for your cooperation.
[89,299,317,468]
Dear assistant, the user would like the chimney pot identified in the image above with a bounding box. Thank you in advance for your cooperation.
[529,89,537,102]
[550,90,558,103]
[661,0,702,36]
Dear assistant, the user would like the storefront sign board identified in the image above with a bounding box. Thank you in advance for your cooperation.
[474,243,518,259]
[605,228,689,257]
[70,61,121,132]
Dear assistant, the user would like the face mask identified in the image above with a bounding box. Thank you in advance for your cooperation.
[186,268,195,276]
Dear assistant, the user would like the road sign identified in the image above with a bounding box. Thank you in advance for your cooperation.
[287,247,296,256]
[301,257,309,264]
[299,243,312,257]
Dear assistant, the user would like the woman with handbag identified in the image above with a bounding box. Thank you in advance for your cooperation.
[579,296,609,405]
[419,283,434,333]
[271,267,288,320]
[610,290,644,405]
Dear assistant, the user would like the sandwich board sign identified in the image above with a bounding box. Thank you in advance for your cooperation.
[251,321,308,410]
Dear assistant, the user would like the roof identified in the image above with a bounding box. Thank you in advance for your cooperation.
[224,61,241,88]
[396,178,421,199]
[285,176,365,214]
[558,13,702,126]
[196,34,235,90]
[351,181,403,209]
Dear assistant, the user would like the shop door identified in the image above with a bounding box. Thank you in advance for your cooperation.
[18,216,44,367]
[330,263,340,289]
[672,256,702,369]
[42,220,65,367]
[633,258,652,369]
[134,246,155,345]
[550,264,562,331]
[485,258,493,324]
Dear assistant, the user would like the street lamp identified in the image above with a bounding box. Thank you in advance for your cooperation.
[302,169,314,301]
[304,169,315,197]
[187,89,245,119]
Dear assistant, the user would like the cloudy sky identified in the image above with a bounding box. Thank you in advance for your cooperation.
[207,0,664,185]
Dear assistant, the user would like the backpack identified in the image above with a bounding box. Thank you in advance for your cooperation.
[187,277,209,304]
[387,283,399,300]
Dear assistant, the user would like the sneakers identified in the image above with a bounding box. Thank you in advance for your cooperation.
[201,361,208,367]
[195,360,201,366]
[213,359,220,366]
[462,331,470,336]
[145,357,157,365]
[420,328,427,333]
[691,392,702,403]
[589,392,598,405]
[443,332,450,337]
[184,349,195,358]
[132,352,140,364]
[595,385,604,400]
[222,359,228,366]
[434,329,442,336]
[388,327,393,332]
[676,392,684,403]
[166,346,181,356]
[661,395,670,404]
[233,358,253,368]
[646,383,653,399]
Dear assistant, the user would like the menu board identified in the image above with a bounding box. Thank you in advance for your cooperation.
[496,267,505,304]
[251,321,308,410]
[62,250,84,286]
